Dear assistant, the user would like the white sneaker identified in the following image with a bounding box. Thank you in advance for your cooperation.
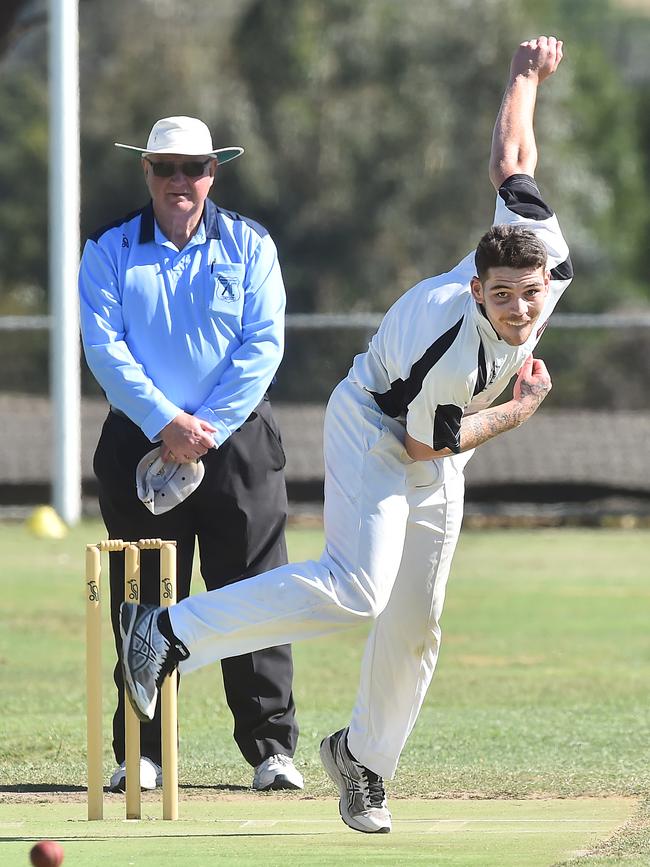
[252,754,304,791]
[320,728,391,833]
[108,757,162,792]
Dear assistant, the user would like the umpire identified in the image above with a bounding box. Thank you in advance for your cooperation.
[79,116,302,793]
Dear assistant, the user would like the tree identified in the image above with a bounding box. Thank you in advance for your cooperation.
[0,65,48,313]
[0,0,44,56]
[231,0,650,314]
[1,0,648,318]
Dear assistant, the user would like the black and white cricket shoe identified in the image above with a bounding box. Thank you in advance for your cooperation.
[119,603,187,722]
[320,728,391,833]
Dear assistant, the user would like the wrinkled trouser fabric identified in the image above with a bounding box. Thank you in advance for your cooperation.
[94,396,298,768]
[171,376,469,778]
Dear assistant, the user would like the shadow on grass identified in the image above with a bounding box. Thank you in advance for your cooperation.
[0,785,86,793]
[0,783,250,793]
[178,784,250,792]
[1,833,321,842]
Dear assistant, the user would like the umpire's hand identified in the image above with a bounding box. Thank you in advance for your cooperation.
[160,412,217,463]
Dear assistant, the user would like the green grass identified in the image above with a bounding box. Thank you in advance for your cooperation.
[0,798,636,866]
[0,521,649,865]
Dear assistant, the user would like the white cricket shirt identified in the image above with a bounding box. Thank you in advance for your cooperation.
[350,174,573,451]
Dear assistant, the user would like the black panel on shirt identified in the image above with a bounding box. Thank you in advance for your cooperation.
[371,316,464,418]
[498,173,553,221]
[203,198,221,239]
[138,202,155,243]
[88,204,149,244]
[472,339,487,396]
[216,205,269,241]
[550,255,573,281]
[433,405,463,453]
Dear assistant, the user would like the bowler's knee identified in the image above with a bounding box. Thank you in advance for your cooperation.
[368,593,392,619]
[349,585,391,620]
[329,564,392,619]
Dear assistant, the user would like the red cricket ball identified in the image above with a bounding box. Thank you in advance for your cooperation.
[29,840,64,867]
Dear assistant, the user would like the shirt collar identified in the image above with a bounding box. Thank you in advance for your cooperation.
[472,299,502,342]
[153,220,207,251]
[137,198,221,246]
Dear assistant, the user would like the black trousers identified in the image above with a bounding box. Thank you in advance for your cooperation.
[93,396,298,768]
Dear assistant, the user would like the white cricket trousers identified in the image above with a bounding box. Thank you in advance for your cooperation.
[170,376,467,778]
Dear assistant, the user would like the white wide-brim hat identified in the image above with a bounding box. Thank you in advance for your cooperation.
[136,446,205,516]
[115,115,244,164]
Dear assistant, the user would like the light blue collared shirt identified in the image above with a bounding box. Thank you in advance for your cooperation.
[79,198,285,445]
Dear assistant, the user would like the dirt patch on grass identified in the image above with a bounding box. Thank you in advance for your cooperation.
[0,786,315,806]
[0,789,639,807]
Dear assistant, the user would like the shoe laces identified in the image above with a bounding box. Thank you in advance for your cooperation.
[133,609,174,689]
[154,645,176,689]
[137,608,185,690]
[267,754,292,767]
[357,764,386,808]
[342,734,386,809]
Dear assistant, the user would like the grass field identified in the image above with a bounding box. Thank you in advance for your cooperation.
[1,521,649,865]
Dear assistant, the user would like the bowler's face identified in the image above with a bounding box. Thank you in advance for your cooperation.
[143,154,216,225]
[471,266,550,346]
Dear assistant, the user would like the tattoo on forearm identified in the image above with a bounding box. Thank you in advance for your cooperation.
[459,382,548,452]
[460,404,523,451]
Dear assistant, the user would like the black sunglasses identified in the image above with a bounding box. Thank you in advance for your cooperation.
[144,157,212,178]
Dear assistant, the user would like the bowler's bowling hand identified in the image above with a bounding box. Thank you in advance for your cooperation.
[510,36,564,84]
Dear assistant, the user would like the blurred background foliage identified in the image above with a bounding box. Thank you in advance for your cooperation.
[0,0,649,405]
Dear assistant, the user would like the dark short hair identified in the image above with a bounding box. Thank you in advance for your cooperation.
[474,224,547,282]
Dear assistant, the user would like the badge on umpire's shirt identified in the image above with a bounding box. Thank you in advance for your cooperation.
[215,273,241,302]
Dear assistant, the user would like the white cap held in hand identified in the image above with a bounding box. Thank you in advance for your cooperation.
[136,447,205,515]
